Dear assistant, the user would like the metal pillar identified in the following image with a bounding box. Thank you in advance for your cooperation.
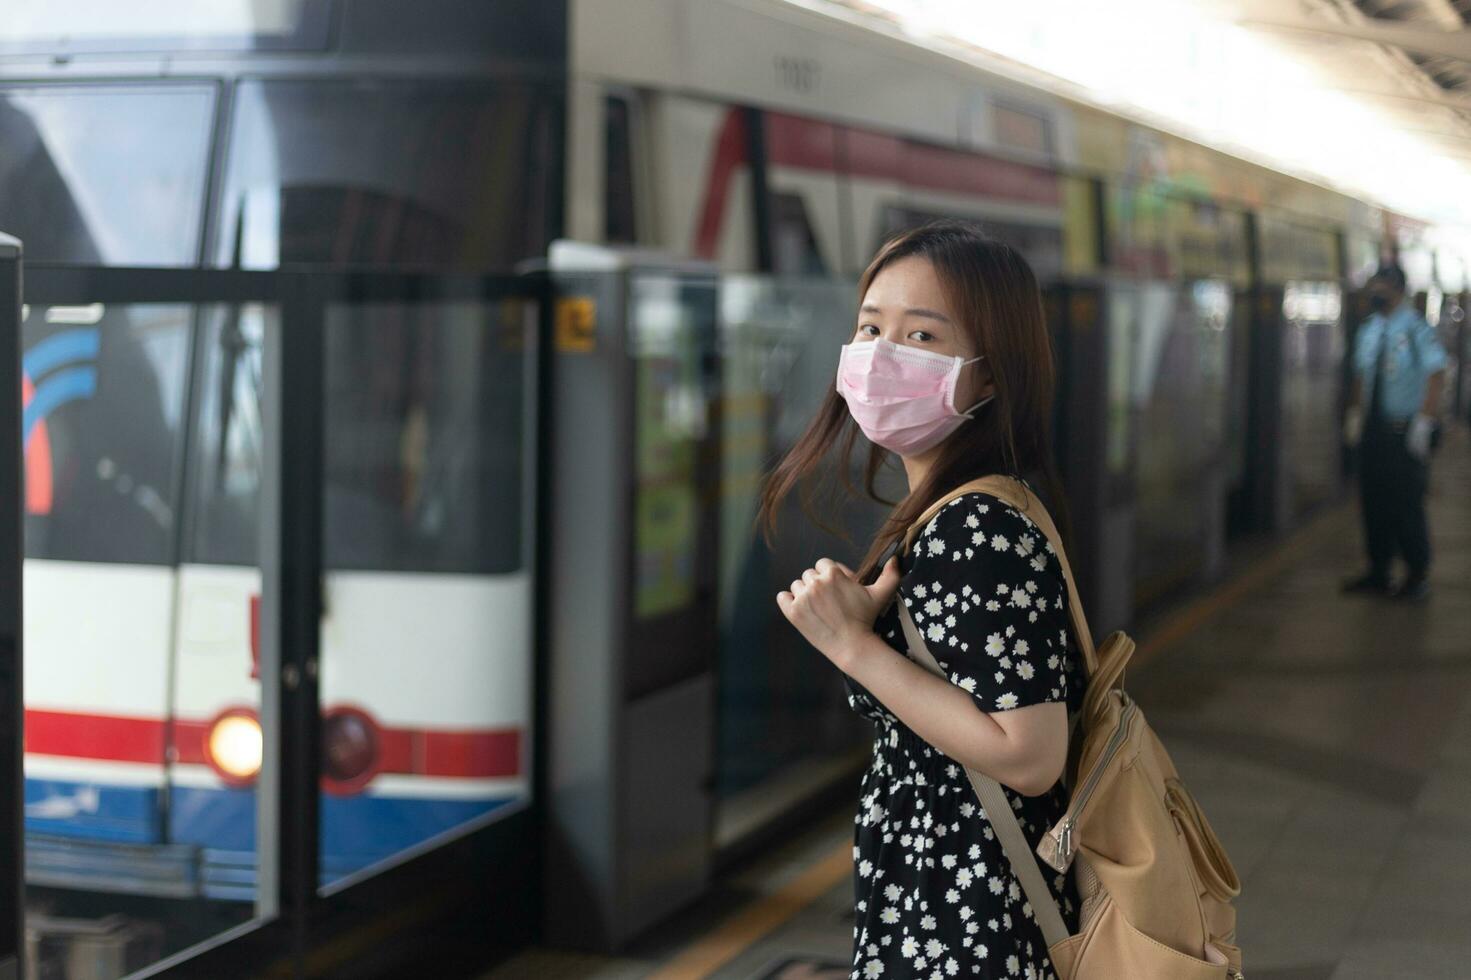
[1,233,24,980]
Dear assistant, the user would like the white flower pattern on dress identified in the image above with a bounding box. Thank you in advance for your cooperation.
[843,490,1082,980]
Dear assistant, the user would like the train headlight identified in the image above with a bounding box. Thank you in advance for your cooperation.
[206,709,263,787]
[322,706,380,794]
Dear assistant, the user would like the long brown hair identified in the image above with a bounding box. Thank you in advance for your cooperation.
[757,219,1070,583]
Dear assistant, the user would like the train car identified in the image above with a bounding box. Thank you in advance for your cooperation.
[2,8,562,960]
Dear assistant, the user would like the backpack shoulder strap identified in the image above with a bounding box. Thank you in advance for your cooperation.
[897,601,1071,949]
[903,475,1099,676]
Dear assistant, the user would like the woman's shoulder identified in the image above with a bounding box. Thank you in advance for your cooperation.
[907,489,1064,592]
[912,489,1055,556]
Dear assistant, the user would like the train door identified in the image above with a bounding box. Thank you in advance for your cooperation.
[169,289,539,899]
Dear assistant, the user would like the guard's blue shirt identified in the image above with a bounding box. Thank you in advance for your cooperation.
[1353,302,1447,422]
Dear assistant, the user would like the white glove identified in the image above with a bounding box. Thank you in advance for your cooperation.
[1407,412,1435,460]
[1343,407,1363,446]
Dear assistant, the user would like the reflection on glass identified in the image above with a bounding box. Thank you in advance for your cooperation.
[22,303,263,978]
[1111,279,1233,603]
[714,277,892,804]
[632,277,710,619]
[1104,286,1137,479]
[1281,281,1345,516]
[215,80,554,270]
[0,85,214,264]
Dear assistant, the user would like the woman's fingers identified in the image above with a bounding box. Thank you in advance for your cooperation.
[790,579,805,595]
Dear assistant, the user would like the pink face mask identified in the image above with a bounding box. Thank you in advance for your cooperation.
[836,338,992,456]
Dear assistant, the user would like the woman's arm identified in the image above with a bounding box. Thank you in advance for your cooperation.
[777,495,1076,797]
[840,632,1068,796]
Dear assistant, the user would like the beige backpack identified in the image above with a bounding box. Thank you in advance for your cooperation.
[897,475,1244,980]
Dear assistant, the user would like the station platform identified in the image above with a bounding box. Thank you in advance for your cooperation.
[485,426,1471,980]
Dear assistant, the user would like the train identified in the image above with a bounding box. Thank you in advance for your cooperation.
[1,0,1467,970]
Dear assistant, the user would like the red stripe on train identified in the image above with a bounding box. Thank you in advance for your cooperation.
[691,107,1063,257]
[694,108,749,259]
[764,111,1061,206]
[24,709,521,779]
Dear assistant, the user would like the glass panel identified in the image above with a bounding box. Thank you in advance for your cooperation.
[317,298,534,891]
[991,102,1053,158]
[188,302,526,574]
[168,305,272,918]
[0,85,214,264]
[214,79,555,271]
[1260,215,1339,283]
[630,278,708,621]
[1281,281,1345,516]
[714,276,893,806]
[1130,281,1232,603]
[23,303,270,977]
[1109,182,1168,276]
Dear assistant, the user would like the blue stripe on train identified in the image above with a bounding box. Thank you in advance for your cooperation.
[168,784,516,857]
[25,777,161,843]
[25,776,521,895]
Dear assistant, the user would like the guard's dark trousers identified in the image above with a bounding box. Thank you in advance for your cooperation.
[1358,420,1431,583]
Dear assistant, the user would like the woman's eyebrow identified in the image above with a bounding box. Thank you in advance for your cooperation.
[859,303,952,324]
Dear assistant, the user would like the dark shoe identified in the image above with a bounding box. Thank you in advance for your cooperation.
[1341,572,1391,595]
[1392,578,1431,603]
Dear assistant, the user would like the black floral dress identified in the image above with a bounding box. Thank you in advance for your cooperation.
[842,490,1085,980]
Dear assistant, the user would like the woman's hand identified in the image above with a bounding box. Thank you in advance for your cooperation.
[776,556,902,671]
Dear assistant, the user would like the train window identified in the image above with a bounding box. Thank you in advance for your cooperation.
[879,206,1062,279]
[186,305,270,568]
[770,192,828,276]
[213,80,556,270]
[22,304,191,564]
[186,300,527,574]
[991,102,1054,159]
[0,85,214,264]
[605,95,638,244]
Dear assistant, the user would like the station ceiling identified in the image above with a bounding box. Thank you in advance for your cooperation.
[817,0,1471,234]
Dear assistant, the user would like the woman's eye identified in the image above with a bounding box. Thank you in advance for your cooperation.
[858,324,879,337]
[909,330,935,343]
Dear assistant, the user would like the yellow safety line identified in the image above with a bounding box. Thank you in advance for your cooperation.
[650,500,1354,979]
[645,844,853,980]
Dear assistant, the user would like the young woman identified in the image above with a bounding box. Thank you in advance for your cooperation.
[760,220,1084,980]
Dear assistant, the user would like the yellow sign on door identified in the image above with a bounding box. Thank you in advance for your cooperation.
[555,296,597,353]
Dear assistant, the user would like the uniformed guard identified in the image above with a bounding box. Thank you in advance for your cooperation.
[1341,263,1448,602]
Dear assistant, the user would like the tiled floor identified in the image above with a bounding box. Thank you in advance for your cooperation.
[485,425,1471,980]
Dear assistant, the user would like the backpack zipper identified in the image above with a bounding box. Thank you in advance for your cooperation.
[1050,692,1137,867]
